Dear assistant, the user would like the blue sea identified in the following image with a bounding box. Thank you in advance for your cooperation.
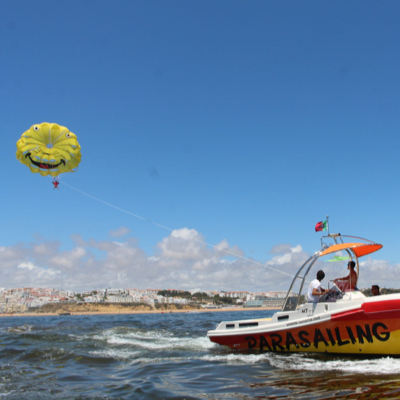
[1,310,400,399]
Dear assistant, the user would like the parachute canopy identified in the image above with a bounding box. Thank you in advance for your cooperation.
[16,123,81,177]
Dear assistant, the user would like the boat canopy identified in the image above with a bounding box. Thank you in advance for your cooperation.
[319,242,383,258]
[281,234,383,312]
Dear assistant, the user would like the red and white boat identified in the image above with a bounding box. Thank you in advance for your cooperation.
[207,234,400,355]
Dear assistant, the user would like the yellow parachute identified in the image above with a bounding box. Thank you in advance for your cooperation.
[16,123,81,177]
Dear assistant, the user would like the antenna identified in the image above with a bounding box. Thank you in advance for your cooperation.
[326,215,329,236]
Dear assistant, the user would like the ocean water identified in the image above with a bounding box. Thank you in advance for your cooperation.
[1,310,400,399]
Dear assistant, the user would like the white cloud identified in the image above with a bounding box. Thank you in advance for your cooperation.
[270,244,293,254]
[266,245,304,266]
[0,228,398,292]
[157,228,207,261]
[18,262,35,271]
[16,261,60,283]
[50,247,87,269]
[109,226,131,237]
[357,258,400,288]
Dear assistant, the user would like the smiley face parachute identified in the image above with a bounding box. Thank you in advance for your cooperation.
[16,123,81,178]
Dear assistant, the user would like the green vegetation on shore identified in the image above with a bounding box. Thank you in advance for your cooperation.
[157,290,235,305]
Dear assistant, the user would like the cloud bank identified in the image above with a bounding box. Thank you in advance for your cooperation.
[0,227,397,292]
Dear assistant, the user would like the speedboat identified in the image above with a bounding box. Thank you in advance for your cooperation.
[207,233,400,355]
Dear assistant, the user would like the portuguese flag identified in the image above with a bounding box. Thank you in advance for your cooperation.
[315,220,327,232]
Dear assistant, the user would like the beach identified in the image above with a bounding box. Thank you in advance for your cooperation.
[0,306,279,317]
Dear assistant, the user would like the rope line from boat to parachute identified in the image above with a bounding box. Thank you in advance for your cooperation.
[57,178,298,280]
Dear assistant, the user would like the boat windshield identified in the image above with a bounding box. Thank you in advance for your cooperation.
[318,282,344,303]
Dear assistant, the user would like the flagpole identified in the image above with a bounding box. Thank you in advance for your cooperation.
[327,215,329,236]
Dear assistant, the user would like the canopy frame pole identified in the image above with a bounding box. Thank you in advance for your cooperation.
[281,251,320,312]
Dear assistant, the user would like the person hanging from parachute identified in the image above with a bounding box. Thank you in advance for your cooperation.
[16,123,81,189]
[52,177,60,189]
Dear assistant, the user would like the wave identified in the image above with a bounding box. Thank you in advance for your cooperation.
[5,325,32,333]
[91,326,215,351]
[269,353,400,375]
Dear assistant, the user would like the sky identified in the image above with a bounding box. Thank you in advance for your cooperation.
[1,0,400,293]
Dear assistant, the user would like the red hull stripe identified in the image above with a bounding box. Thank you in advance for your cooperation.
[331,308,362,320]
[362,299,400,313]
[330,300,400,321]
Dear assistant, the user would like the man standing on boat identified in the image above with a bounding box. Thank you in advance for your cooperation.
[334,261,358,291]
[307,270,327,302]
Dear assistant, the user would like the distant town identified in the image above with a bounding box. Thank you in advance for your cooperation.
[2,286,398,314]
[0,287,297,313]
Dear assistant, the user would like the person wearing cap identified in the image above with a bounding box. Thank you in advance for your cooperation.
[334,261,358,291]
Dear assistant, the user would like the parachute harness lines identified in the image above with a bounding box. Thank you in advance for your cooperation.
[59,179,297,280]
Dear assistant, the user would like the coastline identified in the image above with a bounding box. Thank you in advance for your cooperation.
[0,307,280,317]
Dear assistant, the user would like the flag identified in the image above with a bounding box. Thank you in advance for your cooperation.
[315,220,327,232]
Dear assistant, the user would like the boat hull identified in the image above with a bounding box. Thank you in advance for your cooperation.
[208,299,400,355]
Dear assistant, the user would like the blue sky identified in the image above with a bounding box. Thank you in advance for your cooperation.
[1,1,400,292]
